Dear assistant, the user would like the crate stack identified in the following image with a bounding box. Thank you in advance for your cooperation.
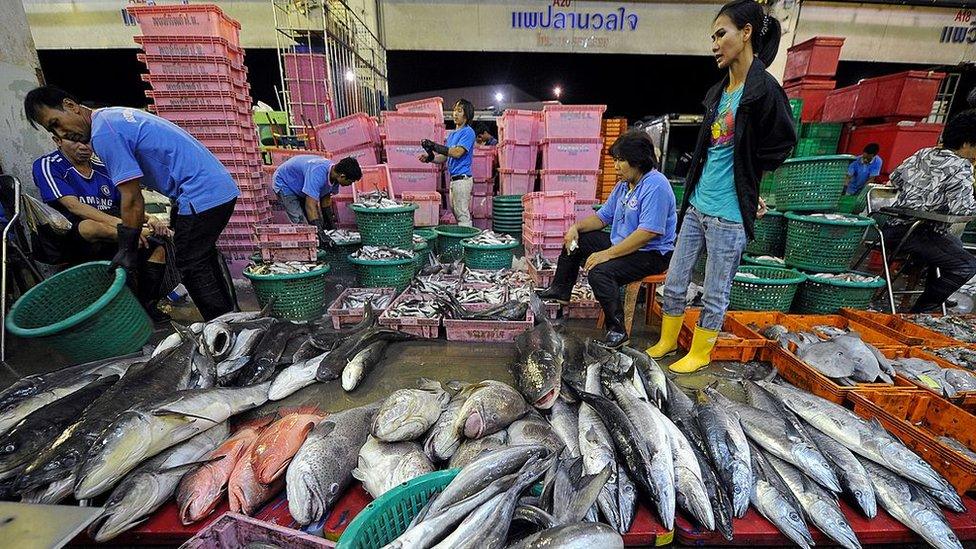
[522,191,576,261]
[539,104,606,201]
[283,51,336,130]
[255,224,318,262]
[497,110,542,195]
[598,117,627,202]
[782,37,844,123]
[382,98,445,208]
[127,3,270,260]
[468,144,497,230]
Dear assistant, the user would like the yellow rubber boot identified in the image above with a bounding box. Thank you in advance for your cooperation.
[646,314,683,359]
[669,326,720,374]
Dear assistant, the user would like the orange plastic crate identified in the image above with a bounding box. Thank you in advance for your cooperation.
[731,312,905,349]
[891,346,976,412]
[677,309,769,362]
[765,345,899,404]
[840,309,963,347]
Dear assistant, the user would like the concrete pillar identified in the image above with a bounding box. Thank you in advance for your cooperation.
[767,0,803,84]
[0,0,53,192]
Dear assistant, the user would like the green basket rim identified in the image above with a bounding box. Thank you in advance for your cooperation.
[761,209,784,218]
[742,255,787,267]
[347,254,415,266]
[242,263,331,281]
[414,241,429,252]
[349,203,419,214]
[6,261,126,338]
[781,154,857,165]
[493,195,524,201]
[734,265,806,285]
[804,271,886,289]
[433,225,482,238]
[414,229,437,241]
[461,239,519,251]
[784,211,875,227]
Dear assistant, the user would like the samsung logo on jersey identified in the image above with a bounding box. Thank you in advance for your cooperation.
[511,5,639,31]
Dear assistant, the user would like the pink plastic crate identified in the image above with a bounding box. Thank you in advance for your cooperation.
[523,213,573,237]
[290,102,333,128]
[327,287,397,330]
[472,146,497,180]
[523,235,563,260]
[541,138,603,170]
[288,80,332,108]
[527,261,555,287]
[472,217,492,230]
[498,141,539,171]
[266,147,330,167]
[210,146,260,163]
[379,292,441,339]
[333,195,355,226]
[333,144,382,166]
[574,198,601,224]
[127,4,242,45]
[499,110,543,143]
[539,169,600,199]
[568,299,601,319]
[471,194,492,219]
[255,224,316,243]
[444,310,534,342]
[390,167,440,193]
[522,191,577,217]
[382,111,445,142]
[134,35,244,65]
[167,118,249,136]
[395,97,444,120]
[195,133,257,150]
[402,191,441,227]
[259,243,317,262]
[314,113,377,152]
[499,169,537,195]
[283,53,329,82]
[142,73,248,96]
[352,164,395,200]
[384,141,428,169]
[472,180,493,196]
[137,53,246,78]
[542,104,607,138]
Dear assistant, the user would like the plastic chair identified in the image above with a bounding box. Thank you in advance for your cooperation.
[596,272,667,334]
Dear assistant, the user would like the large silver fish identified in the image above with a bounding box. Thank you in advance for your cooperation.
[268,353,329,401]
[578,359,623,532]
[372,380,449,442]
[453,381,527,440]
[749,442,813,548]
[201,321,234,362]
[508,522,625,549]
[352,436,434,498]
[695,390,752,518]
[425,384,473,461]
[341,340,389,392]
[804,424,877,518]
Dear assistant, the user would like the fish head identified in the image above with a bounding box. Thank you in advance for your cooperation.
[75,411,153,499]
[177,464,223,525]
[0,433,27,473]
[515,350,560,409]
[90,476,161,542]
[287,466,336,526]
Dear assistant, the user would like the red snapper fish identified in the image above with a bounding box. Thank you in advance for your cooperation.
[250,407,326,485]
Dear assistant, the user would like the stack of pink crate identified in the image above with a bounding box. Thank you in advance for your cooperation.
[469,144,497,230]
[497,110,541,195]
[283,52,336,129]
[383,97,445,197]
[128,3,269,260]
[539,104,606,200]
[522,191,576,260]
[314,113,381,171]
[255,224,317,262]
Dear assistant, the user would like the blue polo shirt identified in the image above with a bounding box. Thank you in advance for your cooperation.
[446,126,476,178]
[596,170,676,253]
[32,150,120,219]
[90,107,239,215]
[273,155,336,200]
[847,156,882,195]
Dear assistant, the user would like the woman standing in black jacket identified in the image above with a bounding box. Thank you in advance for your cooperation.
[647,0,796,373]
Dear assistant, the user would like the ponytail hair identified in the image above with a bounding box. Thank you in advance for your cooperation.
[716,0,782,67]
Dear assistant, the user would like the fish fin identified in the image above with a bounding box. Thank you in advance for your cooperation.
[417,378,442,392]
[277,405,325,417]
[316,421,337,437]
[235,415,277,431]
[152,408,219,422]
[258,296,277,318]
[158,455,226,474]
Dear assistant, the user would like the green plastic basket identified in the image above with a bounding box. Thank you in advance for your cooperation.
[351,203,418,250]
[729,265,806,312]
[793,137,839,158]
[413,241,430,276]
[745,210,786,256]
[433,225,482,262]
[5,261,152,363]
[760,171,777,208]
[321,244,360,279]
[784,212,875,273]
[801,123,843,140]
[337,469,459,549]
[462,239,519,270]
[414,229,437,248]
[836,186,869,214]
[773,155,855,212]
[348,255,416,291]
[742,254,787,268]
[794,271,886,314]
[243,263,332,321]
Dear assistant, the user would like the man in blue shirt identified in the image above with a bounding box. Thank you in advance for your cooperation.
[272,155,362,241]
[420,99,476,226]
[475,123,498,146]
[25,86,239,320]
[536,131,675,348]
[844,143,882,196]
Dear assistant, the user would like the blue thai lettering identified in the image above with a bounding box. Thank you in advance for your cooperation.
[592,13,604,29]
[540,5,552,28]
[627,14,639,30]
[553,12,566,29]
[605,12,619,31]
[511,5,638,31]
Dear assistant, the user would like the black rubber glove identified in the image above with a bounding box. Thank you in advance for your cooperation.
[312,217,334,248]
[420,140,436,163]
[422,139,450,156]
[110,224,142,293]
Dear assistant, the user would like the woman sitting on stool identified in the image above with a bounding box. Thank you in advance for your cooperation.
[536,130,676,348]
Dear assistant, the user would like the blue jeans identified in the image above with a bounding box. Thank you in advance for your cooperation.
[662,206,747,331]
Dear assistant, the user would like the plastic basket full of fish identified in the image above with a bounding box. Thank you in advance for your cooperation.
[348,246,416,291]
[840,310,973,348]
[793,271,886,315]
[439,287,534,343]
[350,192,418,250]
[327,287,397,330]
[460,230,520,271]
[243,260,332,321]
[378,291,443,339]
[321,228,363,279]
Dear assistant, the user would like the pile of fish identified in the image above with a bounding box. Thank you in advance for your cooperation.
[437,293,529,322]
[761,324,895,385]
[245,261,329,276]
[809,272,882,284]
[736,271,762,281]
[893,358,976,397]
[464,268,518,285]
[457,285,506,305]
[531,252,556,271]
[417,260,463,278]
[808,213,860,223]
[321,229,361,245]
[750,256,786,265]
[337,289,394,311]
[350,246,415,261]
[909,316,976,344]
[929,347,976,369]
[465,230,517,246]
[509,286,533,303]
[385,295,442,319]
[411,277,458,296]
[357,191,407,209]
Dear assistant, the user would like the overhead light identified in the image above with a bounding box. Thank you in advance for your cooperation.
[553,86,562,98]
[494,92,504,102]
[345,69,355,82]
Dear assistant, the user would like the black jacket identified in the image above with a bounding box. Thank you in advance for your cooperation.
[679,58,797,239]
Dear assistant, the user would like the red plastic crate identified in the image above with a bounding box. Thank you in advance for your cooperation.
[381,111,445,142]
[498,109,543,143]
[542,104,607,138]
[327,287,397,330]
[402,191,440,227]
[843,121,944,180]
[783,36,845,83]
[522,190,576,217]
[395,96,444,120]
[821,84,861,123]
[499,169,537,195]
[378,292,441,338]
[784,79,837,122]
[390,167,440,193]
[539,169,600,199]
[127,4,242,45]
[314,113,378,153]
[540,138,603,170]
[472,146,497,180]
[498,141,539,171]
[333,143,382,167]
[523,212,573,237]
[853,70,946,121]
[137,53,246,79]
[384,141,428,169]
